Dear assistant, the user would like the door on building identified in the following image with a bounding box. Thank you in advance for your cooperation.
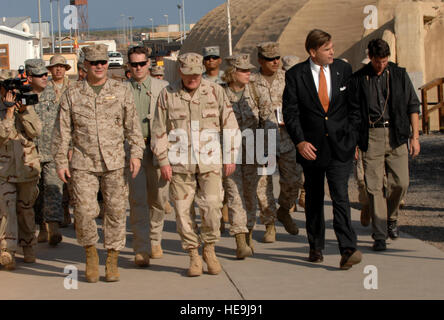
[0,44,10,70]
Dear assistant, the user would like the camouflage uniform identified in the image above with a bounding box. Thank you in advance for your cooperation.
[202,46,225,86]
[0,99,41,253]
[48,77,72,104]
[151,54,239,251]
[126,76,169,254]
[33,85,64,224]
[52,77,145,251]
[203,70,225,86]
[250,57,303,215]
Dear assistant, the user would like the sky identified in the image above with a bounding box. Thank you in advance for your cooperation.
[1,0,227,29]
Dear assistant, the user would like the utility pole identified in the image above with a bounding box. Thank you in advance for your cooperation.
[177,4,183,44]
[149,18,154,40]
[182,0,186,40]
[227,0,233,56]
[57,0,62,53]
[128,16,134,45]
[50,0,55,53]
[164,14,169,43]
[38,0,43,58]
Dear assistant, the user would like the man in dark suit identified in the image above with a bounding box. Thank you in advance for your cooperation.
[283,29,362,270]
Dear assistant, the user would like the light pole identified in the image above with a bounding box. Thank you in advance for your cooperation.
[177,4,183,44]
[149,18,154,39]
[164,14,169,43]
[128,16,134,45]
[182,0,186,40]
[227,0,233,56]
[121,14,126,45]
[38,0,43,58]
[50,0,55,53]
[57,0,62,53]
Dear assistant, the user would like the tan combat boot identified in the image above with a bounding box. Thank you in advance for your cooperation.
[37,223,48,243]
[0,250,16,270]
[22,246,36,263]
[235,233,253,260]
[134,252,150,267]
[202,243,222,275]
[277,207,299,235]
[150,244,163,259]
[105,249,120,282]
[48,222,63,246]
[246,229,254,253]
[187,248,203,277]
[84,245,99,283]
[263,224,276,243]
[298,189,306,209]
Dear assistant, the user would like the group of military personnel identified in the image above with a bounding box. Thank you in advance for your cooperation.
[0,40,308,281]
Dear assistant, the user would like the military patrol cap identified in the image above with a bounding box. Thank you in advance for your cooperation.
[0,69,18,81]
[82,44,109,62]
[25,59,48,76]
[202,46,220,58]
[150,65,165,76]
[282,55,300,71]
[225,53,255,70]
[48,54,71,70]
[257,42,280,58]
[177,53,205,75]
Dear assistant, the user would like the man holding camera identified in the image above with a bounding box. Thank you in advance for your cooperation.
[0,69,42,270]
[25,59,64,247]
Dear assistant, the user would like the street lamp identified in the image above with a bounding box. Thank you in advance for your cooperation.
[128,16,134,45]
[164,14,169,43]
[149,18,154,39]
[177,4,183,44]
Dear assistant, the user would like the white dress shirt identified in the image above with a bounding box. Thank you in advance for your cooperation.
[310,58,332,100]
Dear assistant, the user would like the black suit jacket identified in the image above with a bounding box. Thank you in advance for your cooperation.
[283,58,360,167]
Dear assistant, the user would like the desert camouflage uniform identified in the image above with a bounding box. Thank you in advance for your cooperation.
[203,70,225,86]
[48,77,72,104]
[0,100,41,252]
[126,76,169,254]
[151,78,239,250]
[250,69,303,215]
[33,86,64,224]
[223,85,272,233]
[52,79,145,251]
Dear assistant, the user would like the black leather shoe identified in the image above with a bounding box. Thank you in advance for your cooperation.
[388,220,399,240]
[372,239,387,251]
[340,248,362,270]
[308,249,323,263]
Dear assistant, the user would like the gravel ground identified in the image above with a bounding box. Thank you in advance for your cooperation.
[348,132,444,251]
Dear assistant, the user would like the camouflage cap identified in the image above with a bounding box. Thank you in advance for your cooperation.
[48,54,71,70]
[225,53,255,70]
[77,60,87,72]
[257,42,280,58]
[25,59,48,76]
[281,55,300,71]
[150,65,165,76]
[202,46,220,58]
[0,69,18,81]
[82,44,109,61]
[177,53,205,75]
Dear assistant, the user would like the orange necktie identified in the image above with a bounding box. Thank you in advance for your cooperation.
[318,67,329,113]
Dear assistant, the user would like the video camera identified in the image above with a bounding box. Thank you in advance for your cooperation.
[0,77,38,106]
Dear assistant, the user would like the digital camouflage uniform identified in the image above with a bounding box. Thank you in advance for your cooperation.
[151,64,239,251]
[52,78,145,251]
[33,85,64,224]
[250,68,303,215]
[126,76,169,254]
[0,99,41,253]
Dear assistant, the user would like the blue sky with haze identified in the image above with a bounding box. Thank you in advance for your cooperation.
[1,0,226,30]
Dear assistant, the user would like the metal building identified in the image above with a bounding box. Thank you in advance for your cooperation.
[0,26,35,70]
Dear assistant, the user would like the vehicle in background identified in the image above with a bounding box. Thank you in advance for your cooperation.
[108,51,124,68]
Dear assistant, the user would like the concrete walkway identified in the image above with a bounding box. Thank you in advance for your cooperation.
[2,196,444,300]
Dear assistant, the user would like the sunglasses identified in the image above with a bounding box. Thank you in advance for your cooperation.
[262,56,280,62]
[32,73,48,78]
[88,60,108,66]
[129,61,149,68]
[204,55,220,61]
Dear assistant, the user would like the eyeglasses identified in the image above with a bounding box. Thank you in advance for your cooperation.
[204,55,220,61]
[129,61,149,68]
[32,73,48,78]
[88,60,108,66]
[262,56,280,62]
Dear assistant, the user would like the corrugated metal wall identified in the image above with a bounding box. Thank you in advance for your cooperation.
[0,31,34,70]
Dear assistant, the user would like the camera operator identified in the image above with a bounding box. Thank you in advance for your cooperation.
[0,69,42,270]
[25,59,64,247]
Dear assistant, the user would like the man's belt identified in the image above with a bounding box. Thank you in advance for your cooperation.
[369,120,390,128]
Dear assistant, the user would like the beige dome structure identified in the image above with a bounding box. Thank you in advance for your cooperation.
[181,0,378,69]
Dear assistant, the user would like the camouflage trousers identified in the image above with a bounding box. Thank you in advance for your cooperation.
[257,149,304,217]
[127,147,169,254]
[170,170,223,251]
[71,168,128,251]
[223,164,259,235]
[34,161,64,224]
[0,179,39,252]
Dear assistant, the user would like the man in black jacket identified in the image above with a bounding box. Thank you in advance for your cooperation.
[283,29,362,270]
[349,39,420,251]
